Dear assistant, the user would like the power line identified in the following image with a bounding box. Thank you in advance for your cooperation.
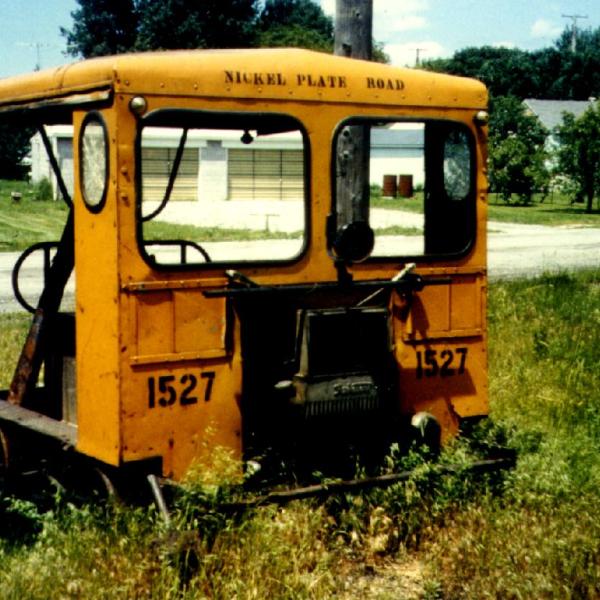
[15,42,56,71]
[414,47,427,67]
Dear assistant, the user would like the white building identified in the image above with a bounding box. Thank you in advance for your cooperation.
[31,124,425,201]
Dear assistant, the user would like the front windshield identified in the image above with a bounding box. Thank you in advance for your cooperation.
[138,111,307,266]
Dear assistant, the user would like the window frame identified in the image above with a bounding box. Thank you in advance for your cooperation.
[135,108,312,271]
[79,111,110,214]
[330,116,478,263]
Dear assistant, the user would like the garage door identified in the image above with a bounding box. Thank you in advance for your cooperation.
[228,149,304,201]
[141,147,199,202]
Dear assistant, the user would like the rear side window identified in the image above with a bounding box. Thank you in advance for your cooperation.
[80,112,109,212]
[331,119,476,260]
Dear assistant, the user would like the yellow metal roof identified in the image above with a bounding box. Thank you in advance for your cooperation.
[0,48,487,114]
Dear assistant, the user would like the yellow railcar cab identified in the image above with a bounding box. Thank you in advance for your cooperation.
[0,49,488,481]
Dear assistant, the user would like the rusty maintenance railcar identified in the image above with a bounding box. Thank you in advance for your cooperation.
[0,49,489,482]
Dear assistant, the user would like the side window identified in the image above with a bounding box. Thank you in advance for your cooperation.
[79,113,109,212]
[332,119,476,260]
[138,110,307,266]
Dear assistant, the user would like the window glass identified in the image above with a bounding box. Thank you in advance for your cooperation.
[80,115,108,211]
[139,111,306,266]
[333,119,475,259]
[444,129,471,201]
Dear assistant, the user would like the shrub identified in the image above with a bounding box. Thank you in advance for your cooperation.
[33,178,53,202]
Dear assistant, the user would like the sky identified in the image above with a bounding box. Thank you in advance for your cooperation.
[0,0,599,78]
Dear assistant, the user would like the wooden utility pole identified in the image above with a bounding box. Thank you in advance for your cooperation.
[334,0,373,235]
[562,14,588,53]
[334,0,372,60]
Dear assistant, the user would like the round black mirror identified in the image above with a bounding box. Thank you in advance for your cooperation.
[332,221,375,263]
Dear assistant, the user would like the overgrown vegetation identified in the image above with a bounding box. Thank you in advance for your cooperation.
[0,270,599,597]
[423,269,600,597]
[0,180,68,251]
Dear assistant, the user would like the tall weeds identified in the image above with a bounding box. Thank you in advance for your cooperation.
[423,269,600,598]
[0,270,599,598]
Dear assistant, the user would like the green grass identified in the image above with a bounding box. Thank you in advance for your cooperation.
[0,312,30,387]
[1,270,600,598]
[487,192,600,226]
[0,180,598,255]
[0,180,69,251]
[1,176,600,596]
[419,269,600,597]
[372,189,600,227]
[371,193,425,214]
[144,220,302,242]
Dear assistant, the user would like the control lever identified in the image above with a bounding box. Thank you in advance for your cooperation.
[356,263,416,307]
[225,269,259,288]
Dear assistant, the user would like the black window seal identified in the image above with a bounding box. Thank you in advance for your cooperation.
[79,111,110,214]
[330,116,478,265]
[134,108,311,272]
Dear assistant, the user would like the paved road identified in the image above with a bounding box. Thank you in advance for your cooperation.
[1,207,598,313]
[487,221,600,279]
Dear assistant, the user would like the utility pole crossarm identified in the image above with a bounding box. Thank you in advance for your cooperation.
[562,14,589,53]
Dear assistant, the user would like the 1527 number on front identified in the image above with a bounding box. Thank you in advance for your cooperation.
[415,348,468,379]
[147,372,216,409]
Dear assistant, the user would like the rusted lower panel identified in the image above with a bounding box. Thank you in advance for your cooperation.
[0,399,77,446]
[8,211,74,406]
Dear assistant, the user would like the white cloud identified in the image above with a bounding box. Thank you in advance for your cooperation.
[320,0,430,36]
[320,0,335,17]
[375,0,429,13]
[384,41,448,68]
[530,18,562,39]
[320,0,434,56]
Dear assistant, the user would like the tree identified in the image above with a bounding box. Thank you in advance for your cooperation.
[422,27,600,100]
[488,96,549,204]
[257,0,333,52]
[63,0,388,62]
[0,124,33,180]
[258,0,332,38]
[556,103,600,213]
[135,0,258,51]
[63,0,260,56]
[422,46,538,98]
[61,0,138,58]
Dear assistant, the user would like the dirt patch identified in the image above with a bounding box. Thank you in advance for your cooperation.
[335,557,427,599]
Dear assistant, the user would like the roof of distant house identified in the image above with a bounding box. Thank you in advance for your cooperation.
[523,98,595,131]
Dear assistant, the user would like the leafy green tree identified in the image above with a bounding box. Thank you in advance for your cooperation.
[257,0,332,52]
[258,24,331,52]
[135,0,258,51]
[258,0,332,38]
[555,103,600,213]
[61,0,137,58]
[488,96,549,204]
[62,0,259,56]
[423,27,600,100]
[423,46,538,98]
[63,0,388,62]
[0,124,33,180]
